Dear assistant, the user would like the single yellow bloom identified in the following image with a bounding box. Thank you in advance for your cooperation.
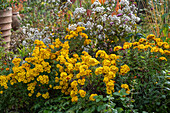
[159,57,167,61]
[89,94,98,101]
[0,91,3,94]
[146,34,155,40]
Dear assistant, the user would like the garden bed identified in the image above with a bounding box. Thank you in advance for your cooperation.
[0,0,169,112]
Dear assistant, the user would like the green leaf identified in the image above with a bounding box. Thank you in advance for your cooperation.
[67,10,73,17]
[97,105,105,112]
[103,98,107,101]
[83,110,90,113]
[116,107,124,113]
[62,96,71,99]
[33,104,41,110]
[90,106,96,112]
[99,95,103,99]
[93,96,98,99]
[111,108,118,113]
[156,102,160,105]
[110,102,116,108]
[113,92,120,96]
[96,99,100,103]
[142,111,148,113]
[162,95,166,98]
[43,110,50,113]
[119,89,129,96]
[120,97,126,101]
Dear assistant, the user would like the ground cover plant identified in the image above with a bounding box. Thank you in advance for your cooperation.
[0,0,170,112]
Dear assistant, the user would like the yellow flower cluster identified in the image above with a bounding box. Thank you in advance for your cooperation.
[79,89,86,98]
[37,75,49,84]
[121,84,130,94]
[114,46,122,51]
[65,26,91,46]
[36,92,41,97]
[27,81,37,96]
[0,75,9,89]
[146,34,155,40]
[0,35,130,101]
[70,80,79,102]
[96,50,109,59]
[0,39,68,99]
[95,50,130,95]
[119,64,130,76]
[12,58,21,67]
[114,34,170,57]
[42,92,50,99]
[50,43,101,102]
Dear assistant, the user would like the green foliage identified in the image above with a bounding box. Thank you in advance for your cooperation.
[0,36,14,75]
[115,37,170,112]
[0,0,15,10]
[0,0,169,112]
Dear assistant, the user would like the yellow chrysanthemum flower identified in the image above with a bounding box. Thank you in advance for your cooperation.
[89,94,98,101]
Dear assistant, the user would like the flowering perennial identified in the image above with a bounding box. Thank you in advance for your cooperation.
[114,34,170,59]
[0,28,131,102]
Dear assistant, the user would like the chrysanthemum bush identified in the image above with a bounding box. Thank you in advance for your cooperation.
[114,34,170,112]
[0,27,135,112]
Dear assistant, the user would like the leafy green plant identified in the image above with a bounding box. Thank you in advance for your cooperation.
[114,34,170,112]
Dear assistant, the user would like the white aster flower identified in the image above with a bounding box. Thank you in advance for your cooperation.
[97,25,103,31]
[22,28,26,34]
[86,21,94,29]
[122,6,131,13]
[107,7,111,11]
[136,17,140,22]
[120,0,129,6]
[122,14,131,21]
[101,14,107,22]
[74,7,86,15]
[118,9,123,14]
[98,34,102,39]
[68,24,77,31]
[77,22,85,26]
[112,31,115,35]
[92,6,105,13]
[91,0,101,8]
